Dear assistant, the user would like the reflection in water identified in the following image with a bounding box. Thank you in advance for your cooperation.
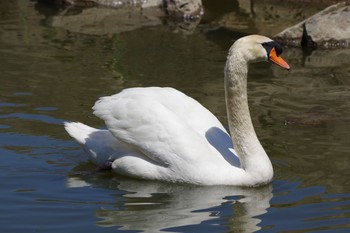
[67,174,272,233]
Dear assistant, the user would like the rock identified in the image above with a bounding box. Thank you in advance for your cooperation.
[49,6,164,35]
[211,0,333,38]
[44,0,203,20]
[163,0,203,20]
[48,7,201,35]
[41,0,202,35]
[275,2,350,48]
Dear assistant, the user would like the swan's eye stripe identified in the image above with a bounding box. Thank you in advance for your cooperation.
[261,41,274,53]
[274,43,283,56]
[262,41,283,57]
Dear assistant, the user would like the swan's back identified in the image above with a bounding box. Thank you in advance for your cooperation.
[94,87,225,135]
[92,87,240,178]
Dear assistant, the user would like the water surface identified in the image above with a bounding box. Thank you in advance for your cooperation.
[0,1,349,232]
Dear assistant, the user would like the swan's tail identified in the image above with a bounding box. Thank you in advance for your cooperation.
[64,121,137,166]
[64,122,96,145]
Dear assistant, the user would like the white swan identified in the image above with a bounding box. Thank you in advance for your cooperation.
[65,35,290,186]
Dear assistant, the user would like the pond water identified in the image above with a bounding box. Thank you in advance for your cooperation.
[1,1,349,232]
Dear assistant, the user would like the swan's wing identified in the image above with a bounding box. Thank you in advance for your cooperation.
[92,87,233,166]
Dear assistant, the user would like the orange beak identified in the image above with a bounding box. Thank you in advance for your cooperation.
[269,47,290,70]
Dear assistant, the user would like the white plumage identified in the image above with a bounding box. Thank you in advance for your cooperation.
[65,35,290,186]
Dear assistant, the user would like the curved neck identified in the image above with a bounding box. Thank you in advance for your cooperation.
[224,46,273,181]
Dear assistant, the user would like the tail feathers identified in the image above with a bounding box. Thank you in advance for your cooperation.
[64,122,96,145]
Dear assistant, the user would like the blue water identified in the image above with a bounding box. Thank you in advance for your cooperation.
[0,1,349,232]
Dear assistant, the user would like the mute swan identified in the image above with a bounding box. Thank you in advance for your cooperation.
[65,35,290,186]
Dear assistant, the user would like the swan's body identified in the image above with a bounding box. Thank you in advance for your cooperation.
[65,35,290,186]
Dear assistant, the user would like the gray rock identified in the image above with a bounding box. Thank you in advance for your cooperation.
[211,0,332,38]
[275,2,350,48]
[48,0,202,35]
[59,0,203,20]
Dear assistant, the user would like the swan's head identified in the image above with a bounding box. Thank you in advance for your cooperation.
[233,35,290,70]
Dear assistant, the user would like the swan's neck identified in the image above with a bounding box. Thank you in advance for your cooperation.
[224,47,273,183]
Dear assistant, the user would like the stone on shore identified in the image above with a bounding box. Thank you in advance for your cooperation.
[275,2,350,48]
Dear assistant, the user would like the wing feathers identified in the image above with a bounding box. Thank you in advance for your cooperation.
[92,87,227,167]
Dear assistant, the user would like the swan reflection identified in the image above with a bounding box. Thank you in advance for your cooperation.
[67,174,273,232]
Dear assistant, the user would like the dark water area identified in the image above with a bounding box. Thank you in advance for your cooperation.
[1,0,349,232]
